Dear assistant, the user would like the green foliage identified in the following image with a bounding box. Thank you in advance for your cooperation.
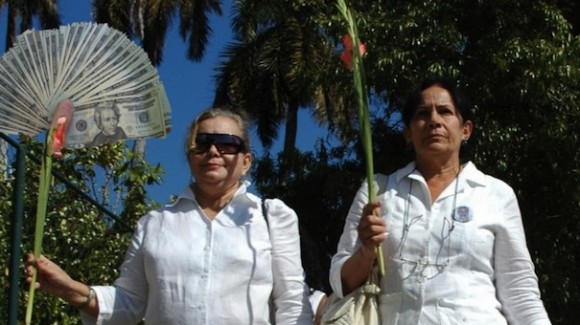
[254,141,363,292]
[0,136,163,323]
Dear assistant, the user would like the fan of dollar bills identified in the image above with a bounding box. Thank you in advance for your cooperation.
[0,22,171,148]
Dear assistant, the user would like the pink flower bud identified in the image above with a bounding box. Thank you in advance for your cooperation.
[49,100,74,158]
[340,34,367,71]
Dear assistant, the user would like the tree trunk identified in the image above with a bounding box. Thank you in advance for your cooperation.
[280,102,299,182]
[132,138,146,166]
[5,1,18,50]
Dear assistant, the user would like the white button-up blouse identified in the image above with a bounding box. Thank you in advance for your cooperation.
[330,162,551,325]
[83,182,313,324]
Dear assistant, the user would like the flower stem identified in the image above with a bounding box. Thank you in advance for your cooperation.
[337,0,386,277]
[25,129,54,325]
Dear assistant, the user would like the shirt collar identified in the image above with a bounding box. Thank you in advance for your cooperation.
[167,179,255,208]
[460,161,487,187]
[394,161,487,188]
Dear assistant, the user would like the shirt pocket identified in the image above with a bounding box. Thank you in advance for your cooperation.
[454,219,495,263]
[447,220,467,259]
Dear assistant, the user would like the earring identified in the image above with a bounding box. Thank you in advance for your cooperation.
[462,138,469,146]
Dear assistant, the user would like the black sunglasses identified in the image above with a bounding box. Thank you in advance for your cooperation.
[189,133,246,155]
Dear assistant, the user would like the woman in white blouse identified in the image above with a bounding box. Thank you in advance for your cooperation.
[330,77,551,324]
[27,108,313,324]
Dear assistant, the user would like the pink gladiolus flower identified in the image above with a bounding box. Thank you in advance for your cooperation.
[49,100,74,158]
[340,34,367,70]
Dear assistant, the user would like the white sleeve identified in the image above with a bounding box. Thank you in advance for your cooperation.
[494,186,551,325]
[266,199,314,325]
[329,178,369,298]
[81,217,149,325]
[328,174,388,298]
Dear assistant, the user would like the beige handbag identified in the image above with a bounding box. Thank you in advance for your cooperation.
[320,267,381,325]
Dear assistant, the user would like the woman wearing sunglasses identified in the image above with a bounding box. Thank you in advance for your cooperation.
[26,108,314,324]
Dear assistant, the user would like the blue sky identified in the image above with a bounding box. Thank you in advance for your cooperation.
[0,0,334,204]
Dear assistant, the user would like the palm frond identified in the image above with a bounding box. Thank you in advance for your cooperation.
[20,0,60,31]
[179,0,222,61]
[141,0,175,65]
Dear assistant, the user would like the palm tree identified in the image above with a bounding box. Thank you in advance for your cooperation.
[213,0,357,179]
[1,0,60,50]
[92,0,222,66]
[91,0,223,160]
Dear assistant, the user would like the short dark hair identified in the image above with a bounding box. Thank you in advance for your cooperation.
[401,77,476,162]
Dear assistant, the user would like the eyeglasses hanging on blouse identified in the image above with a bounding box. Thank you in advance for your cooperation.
[394,169,460,280]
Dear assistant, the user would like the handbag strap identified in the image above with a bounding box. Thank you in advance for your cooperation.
[261,199,277,322]
[262,198,269,228]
